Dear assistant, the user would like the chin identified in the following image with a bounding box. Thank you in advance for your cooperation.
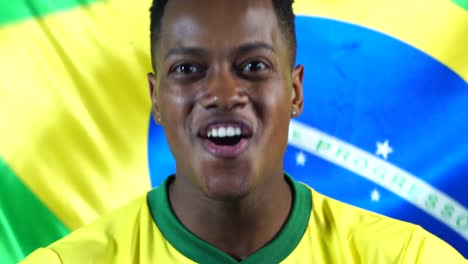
[199,166,253,201]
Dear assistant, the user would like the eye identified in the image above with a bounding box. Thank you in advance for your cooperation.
[241,60,268,73]
[171,63,203,74]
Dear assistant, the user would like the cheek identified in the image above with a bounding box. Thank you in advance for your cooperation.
[249,83,291,159]
[263,83,291,142]
[158,82,197,121]
[262,83,291,118]
[158,86,195,148]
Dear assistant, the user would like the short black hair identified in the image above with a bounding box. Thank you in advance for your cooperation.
[149,0,297,69]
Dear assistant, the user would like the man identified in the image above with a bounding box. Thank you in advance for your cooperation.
[22,0,465,263]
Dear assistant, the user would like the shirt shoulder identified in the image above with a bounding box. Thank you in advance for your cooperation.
[21,193,153,264]
[403,225,466,263]
[289,184,466,263]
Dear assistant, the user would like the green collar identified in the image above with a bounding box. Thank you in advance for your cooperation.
[147,174,312,264]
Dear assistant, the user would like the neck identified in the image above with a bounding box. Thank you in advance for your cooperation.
[168,172,292,260]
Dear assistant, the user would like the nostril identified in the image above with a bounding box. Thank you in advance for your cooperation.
[200,95,220,109]
[200,92,248,111]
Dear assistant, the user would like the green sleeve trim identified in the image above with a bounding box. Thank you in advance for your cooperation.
[147,173,312,263]
[0,158,70,263]
[0,0,100,26]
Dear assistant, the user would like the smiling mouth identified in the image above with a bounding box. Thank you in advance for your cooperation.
[198,122,252,158]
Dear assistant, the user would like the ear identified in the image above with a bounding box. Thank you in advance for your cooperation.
[291,64,304,117]
[148,72,162,124]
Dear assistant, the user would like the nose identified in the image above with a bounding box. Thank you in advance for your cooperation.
[200,65,248,111]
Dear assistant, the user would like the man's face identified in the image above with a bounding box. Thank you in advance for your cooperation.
[149,0,304,199]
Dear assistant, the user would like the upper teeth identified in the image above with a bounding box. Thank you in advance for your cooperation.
[207,126,242,138]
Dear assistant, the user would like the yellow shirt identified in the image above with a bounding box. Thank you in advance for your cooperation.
[22,175,466,263]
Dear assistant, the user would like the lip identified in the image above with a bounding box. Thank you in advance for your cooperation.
[196,119,254,158]
[200,137,251,158]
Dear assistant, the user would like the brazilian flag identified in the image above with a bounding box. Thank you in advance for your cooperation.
[1,0,467,263]
[0,0,152,262]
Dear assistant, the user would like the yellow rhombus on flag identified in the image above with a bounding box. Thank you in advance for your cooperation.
[1,0,467,263]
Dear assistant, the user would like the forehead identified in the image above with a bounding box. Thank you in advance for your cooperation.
[158,0,283,55]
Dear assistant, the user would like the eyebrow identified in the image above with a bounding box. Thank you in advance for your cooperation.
[164,47,209,61]
[233,42,275,56]
[164,41,275,61]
